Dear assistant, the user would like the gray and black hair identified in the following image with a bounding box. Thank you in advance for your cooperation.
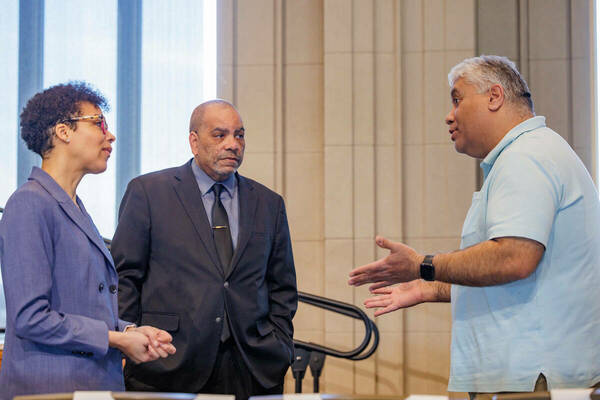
[448,55,534,113]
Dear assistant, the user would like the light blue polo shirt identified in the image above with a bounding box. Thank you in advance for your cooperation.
[448,116,600,392]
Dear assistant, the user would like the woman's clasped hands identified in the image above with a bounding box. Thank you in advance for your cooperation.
[109,326,176,364]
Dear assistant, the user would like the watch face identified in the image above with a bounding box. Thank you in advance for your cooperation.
[420,263,435,281]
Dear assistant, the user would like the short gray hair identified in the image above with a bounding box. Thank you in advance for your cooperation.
[448,55,533,112]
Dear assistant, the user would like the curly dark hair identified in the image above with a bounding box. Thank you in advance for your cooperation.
[20,82,109,157]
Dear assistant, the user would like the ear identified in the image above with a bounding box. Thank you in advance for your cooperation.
[488,84,505,112]
[189,131,198,155]
[54,123,71,143]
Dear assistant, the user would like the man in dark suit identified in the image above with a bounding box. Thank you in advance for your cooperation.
[111,100,298,399]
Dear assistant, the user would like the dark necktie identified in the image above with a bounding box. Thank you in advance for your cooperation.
[211,183,233,274]
[211,183,233,342]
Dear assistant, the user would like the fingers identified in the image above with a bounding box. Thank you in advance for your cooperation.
[145,343,160,360]
[364,296,391,309]
[374,306,396,317]
[370,286,393,295]
[137,326,174,347]
[375,236,392,250]
[348,260,387,286]
[349,259,382,278]
[137,327,175,358]
[132,326,158,348]
[151,343,169,358]
[150,340,176,357]
[122,329,175,363]
[368,281,394,292]
[364,296,398,317]
[141,342,174,360]
[155,330,173,344]
[160,343,177,355]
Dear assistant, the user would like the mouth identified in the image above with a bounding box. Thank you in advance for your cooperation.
[449,129,458,142]
[103,147,112,156]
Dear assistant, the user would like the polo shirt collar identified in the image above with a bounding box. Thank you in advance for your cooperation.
[480,116,546,178]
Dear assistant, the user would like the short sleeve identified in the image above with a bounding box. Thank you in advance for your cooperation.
[486,151,560,247]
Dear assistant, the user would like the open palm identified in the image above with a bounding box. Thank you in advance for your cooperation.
[364,279,426,317]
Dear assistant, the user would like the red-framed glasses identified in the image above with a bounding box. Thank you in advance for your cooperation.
[61,114,109,135]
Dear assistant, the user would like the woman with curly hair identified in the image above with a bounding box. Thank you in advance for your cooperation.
[0,82,175,399]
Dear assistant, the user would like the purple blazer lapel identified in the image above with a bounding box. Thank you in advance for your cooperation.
[29,167,115,269]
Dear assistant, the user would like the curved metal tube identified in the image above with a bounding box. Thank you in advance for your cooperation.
[295,291,379,360]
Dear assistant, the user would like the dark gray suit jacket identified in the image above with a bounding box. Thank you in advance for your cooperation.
[112,160,297,392]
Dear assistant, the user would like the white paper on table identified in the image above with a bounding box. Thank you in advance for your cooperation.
[405,395,448,400]
[194,394,235,400]
[282,394,324,400]
[550,388,593,400]
[73,391,113,400]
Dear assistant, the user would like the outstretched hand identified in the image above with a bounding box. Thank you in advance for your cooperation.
[364,280,429,316]
[348,236,422,289]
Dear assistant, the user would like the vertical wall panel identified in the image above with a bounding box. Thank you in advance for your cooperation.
[477,0,594,175]
[17,0,44,186]
[116,0,141,206]
[401,0,475,396]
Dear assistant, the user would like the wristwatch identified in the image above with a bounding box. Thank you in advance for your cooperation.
[420,254,435,281]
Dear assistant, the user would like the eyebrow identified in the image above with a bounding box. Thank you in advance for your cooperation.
[211,127,245,134]
[450,88,459,98]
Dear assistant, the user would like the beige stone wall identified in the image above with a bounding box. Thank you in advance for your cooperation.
[477,0,595,178]
[217,0,595,396]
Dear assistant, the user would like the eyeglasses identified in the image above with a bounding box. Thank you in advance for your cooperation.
[61,114,109,135]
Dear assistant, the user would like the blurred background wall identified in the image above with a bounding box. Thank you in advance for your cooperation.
[217,0,594,396]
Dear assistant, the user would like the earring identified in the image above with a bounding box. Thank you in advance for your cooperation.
[65,138,70,143]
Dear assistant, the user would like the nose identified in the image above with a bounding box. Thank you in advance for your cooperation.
[445,109,454,126]
[107,130,116,143]
[224,134,241,152]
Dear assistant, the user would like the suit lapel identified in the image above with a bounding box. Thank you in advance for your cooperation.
[172,162,223,274]
[59,200,115,268]
[227,175,257,278]
[29,167,115,269]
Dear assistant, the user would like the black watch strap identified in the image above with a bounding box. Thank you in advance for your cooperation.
[420,254,435,281]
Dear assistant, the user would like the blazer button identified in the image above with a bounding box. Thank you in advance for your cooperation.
[109,285,117,294]
[98,283,104,292]
[223,282,229,288]
[215,317,222,323]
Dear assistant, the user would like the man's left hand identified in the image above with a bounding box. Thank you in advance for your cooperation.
[348,236,422,290]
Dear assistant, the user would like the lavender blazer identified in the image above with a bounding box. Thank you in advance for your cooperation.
[0,167,129,399]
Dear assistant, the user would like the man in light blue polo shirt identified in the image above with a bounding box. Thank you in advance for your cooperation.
[349,55,600,394]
